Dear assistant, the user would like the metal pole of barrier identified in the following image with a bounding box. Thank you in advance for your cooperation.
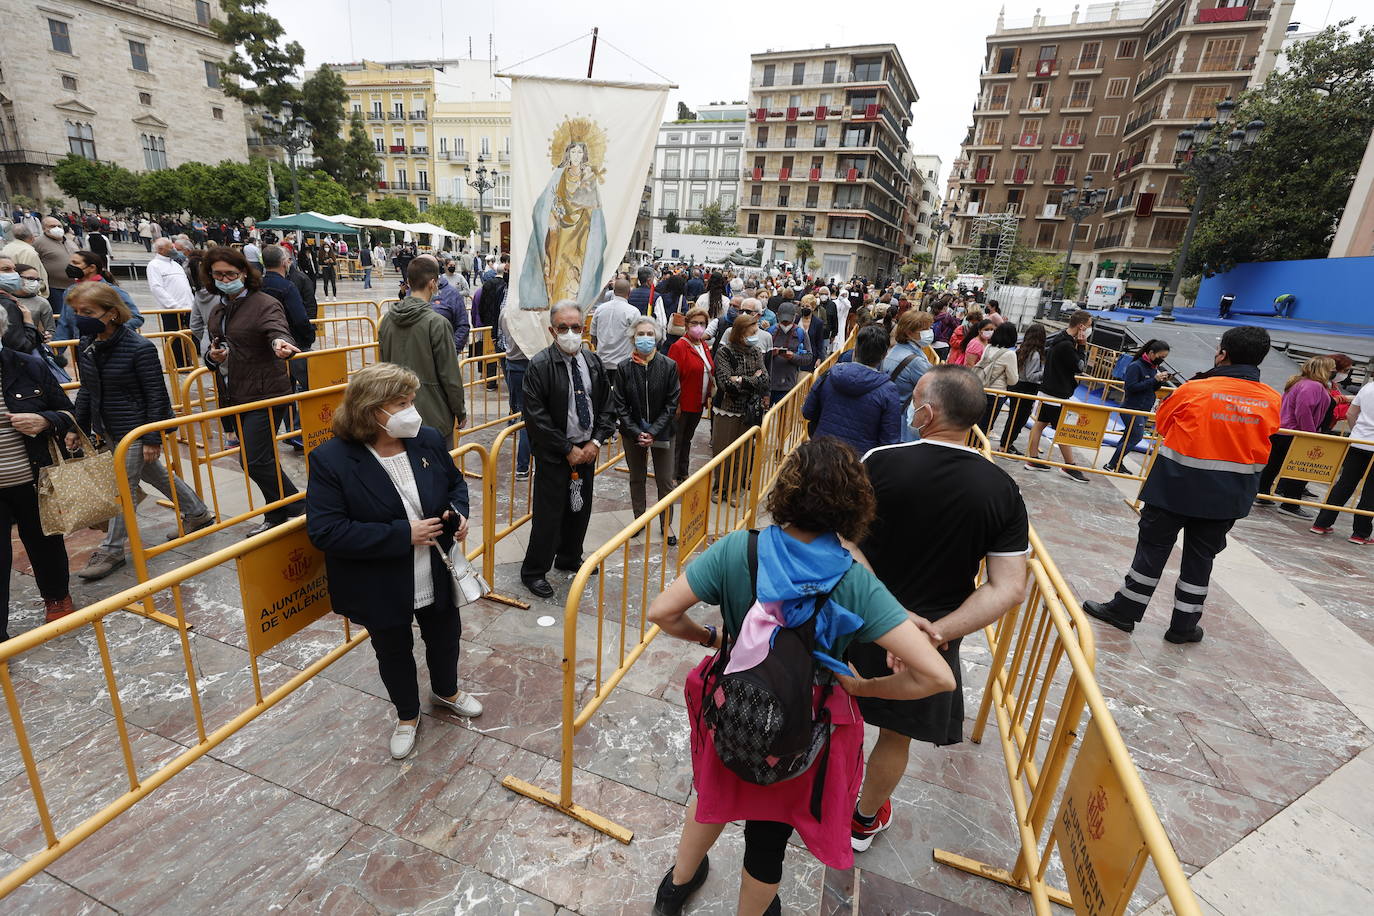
[477,423,531,610]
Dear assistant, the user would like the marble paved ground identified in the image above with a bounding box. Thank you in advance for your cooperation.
[5,279,1372,912]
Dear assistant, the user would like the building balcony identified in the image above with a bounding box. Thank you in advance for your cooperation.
[1004,167,1035,184]
[1020,96,1053,114]
[1037,204,1063,220]
[368,112,385,121]
[1093,232,1127,250]
[975,96,1011,113]
[1156,194,1192,210]
[1028,59,1058,78]
[661,169,681,179]
[970,167,997,183]
[717,168,737,179]
[1103,191,1137,214]
[498,151,510,163]
[410,146,429,155]
[388,145,407,154]
[657,208,679,217]
[409,111,428,120]
[1061,95,1095,112]
[688,168,711,178]
[1011,134,1043,150]
[1197,5,1270,25]
[834,167,866,181]
[1052,132,1085,149]
[1113,152,1146,178]
[1043,166,1077,185]
[388,111,406,120]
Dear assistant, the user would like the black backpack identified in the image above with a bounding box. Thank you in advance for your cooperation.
[699,531,840,817]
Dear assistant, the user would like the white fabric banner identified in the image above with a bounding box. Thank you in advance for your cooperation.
[505,76,668,358]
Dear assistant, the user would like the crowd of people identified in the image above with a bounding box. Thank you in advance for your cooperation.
[5,205,1374,912]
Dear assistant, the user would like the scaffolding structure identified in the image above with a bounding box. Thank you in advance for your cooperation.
[957,212,1022,284]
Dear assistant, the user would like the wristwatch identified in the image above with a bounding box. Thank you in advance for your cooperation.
[701,625,717,648]
[591,438,603,448]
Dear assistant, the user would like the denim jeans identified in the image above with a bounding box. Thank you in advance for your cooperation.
[362,266,373,289]
[503,358,531,472]
[103,445,210,553]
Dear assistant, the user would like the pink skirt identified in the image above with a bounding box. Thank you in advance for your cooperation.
[684,654,865,869]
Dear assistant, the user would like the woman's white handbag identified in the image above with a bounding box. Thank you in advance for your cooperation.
[434,542,490,607]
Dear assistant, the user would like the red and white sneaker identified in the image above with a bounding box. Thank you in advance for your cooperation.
[851,799,892,851]
[1348,535,1373,546]
[1309,526,1333,536]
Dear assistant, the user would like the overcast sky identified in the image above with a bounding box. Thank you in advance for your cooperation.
[266,0,1365,185]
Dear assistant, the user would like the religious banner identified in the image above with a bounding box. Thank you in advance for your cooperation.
[505,75,669,358]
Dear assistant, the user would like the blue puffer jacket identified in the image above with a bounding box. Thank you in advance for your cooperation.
[801,361,903,458]
[74,324,173,447]
[1120,354,1164,410]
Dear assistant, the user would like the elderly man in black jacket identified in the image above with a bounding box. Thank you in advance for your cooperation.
[520,301,617,599]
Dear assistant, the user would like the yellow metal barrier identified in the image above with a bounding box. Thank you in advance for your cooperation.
[0,436,497,900]
[311,314,378,351]
[457,352,515,438]
[319,298,386,322]
[501,427,763,840]
[930,429,1203,913]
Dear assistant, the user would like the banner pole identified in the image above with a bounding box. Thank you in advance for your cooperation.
[587,27,598,78]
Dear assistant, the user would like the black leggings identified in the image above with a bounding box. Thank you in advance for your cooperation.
[742,820,794,884]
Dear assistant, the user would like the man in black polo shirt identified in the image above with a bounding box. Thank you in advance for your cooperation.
[848,365,1029,851]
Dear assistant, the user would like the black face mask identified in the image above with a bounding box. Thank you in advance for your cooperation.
[65,264,86,280]
[799,307,812,316]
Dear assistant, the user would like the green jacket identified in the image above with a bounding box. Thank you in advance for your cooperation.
[379,295,466,441]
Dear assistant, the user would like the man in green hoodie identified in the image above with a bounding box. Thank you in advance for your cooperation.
[379,259,467,448]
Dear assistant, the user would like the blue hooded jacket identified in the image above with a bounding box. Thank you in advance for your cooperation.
[801,361,903,457]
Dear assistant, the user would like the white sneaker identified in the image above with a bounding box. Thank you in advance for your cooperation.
[431,690,484,717]
[390,718,420,759]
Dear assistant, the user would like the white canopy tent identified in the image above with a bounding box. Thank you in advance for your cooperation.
[322,214,460,248]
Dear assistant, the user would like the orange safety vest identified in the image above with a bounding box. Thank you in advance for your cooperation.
[1154,374,1280,472]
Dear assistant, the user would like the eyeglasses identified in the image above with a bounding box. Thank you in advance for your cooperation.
[211,270,242,281]
[553,323,583,334]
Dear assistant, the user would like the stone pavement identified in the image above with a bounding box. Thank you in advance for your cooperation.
[3,277,1372,913]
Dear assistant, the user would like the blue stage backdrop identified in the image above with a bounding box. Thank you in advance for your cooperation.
[1195,256,1374,325]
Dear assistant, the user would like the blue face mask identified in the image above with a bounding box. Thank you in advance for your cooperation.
[215,278,245,296]
[633,335,656,354]
[0,272,20,292]
[75,314,107,337]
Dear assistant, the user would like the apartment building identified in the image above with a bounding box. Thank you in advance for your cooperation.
[0,0,245,206]
[907,153,943,255]
[432,91,511,252]
[310,58,497,215]
[948,0,1293,304]
[650,104,747,246]
[739,44,918,281]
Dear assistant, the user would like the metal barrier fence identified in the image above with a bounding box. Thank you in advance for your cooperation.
[504,336,854,838]
[501,427,763,840]
[0,430,524,898]
[457,351,516,438]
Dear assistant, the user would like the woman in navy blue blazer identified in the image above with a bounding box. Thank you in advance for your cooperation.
[306,362,483,760]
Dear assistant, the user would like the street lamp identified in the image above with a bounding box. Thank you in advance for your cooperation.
[463,155,499,259]
[1158,97,1264,321]
[260,111,310,216]
[1051,173,1106,315]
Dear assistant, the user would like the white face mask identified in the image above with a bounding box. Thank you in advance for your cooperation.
[46,227,65,240]
[919,329,934,345]
[911,402,932,434]
[556,330,582,355]
[380,405,422,439]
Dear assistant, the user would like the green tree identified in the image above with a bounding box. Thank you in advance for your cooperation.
[424,201,477,237]
[52,155,105,205]
[794,237,815,267]
[684,201,735,236]
[44,196,65,213]
[297,170,355,214]
[370,197,420,223]
[664,212,680,233]
[137,168,189,214]
[300,64,349,176]
[676,101,697,121]
[340,111,381,196]
[1018,252,1079,297]
[212,0,304,112]
[1187,21,1374,274]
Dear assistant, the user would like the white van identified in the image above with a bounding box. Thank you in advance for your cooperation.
[1086,277,1126,310]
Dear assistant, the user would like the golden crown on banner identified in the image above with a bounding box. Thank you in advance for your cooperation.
[548,115,608,176]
